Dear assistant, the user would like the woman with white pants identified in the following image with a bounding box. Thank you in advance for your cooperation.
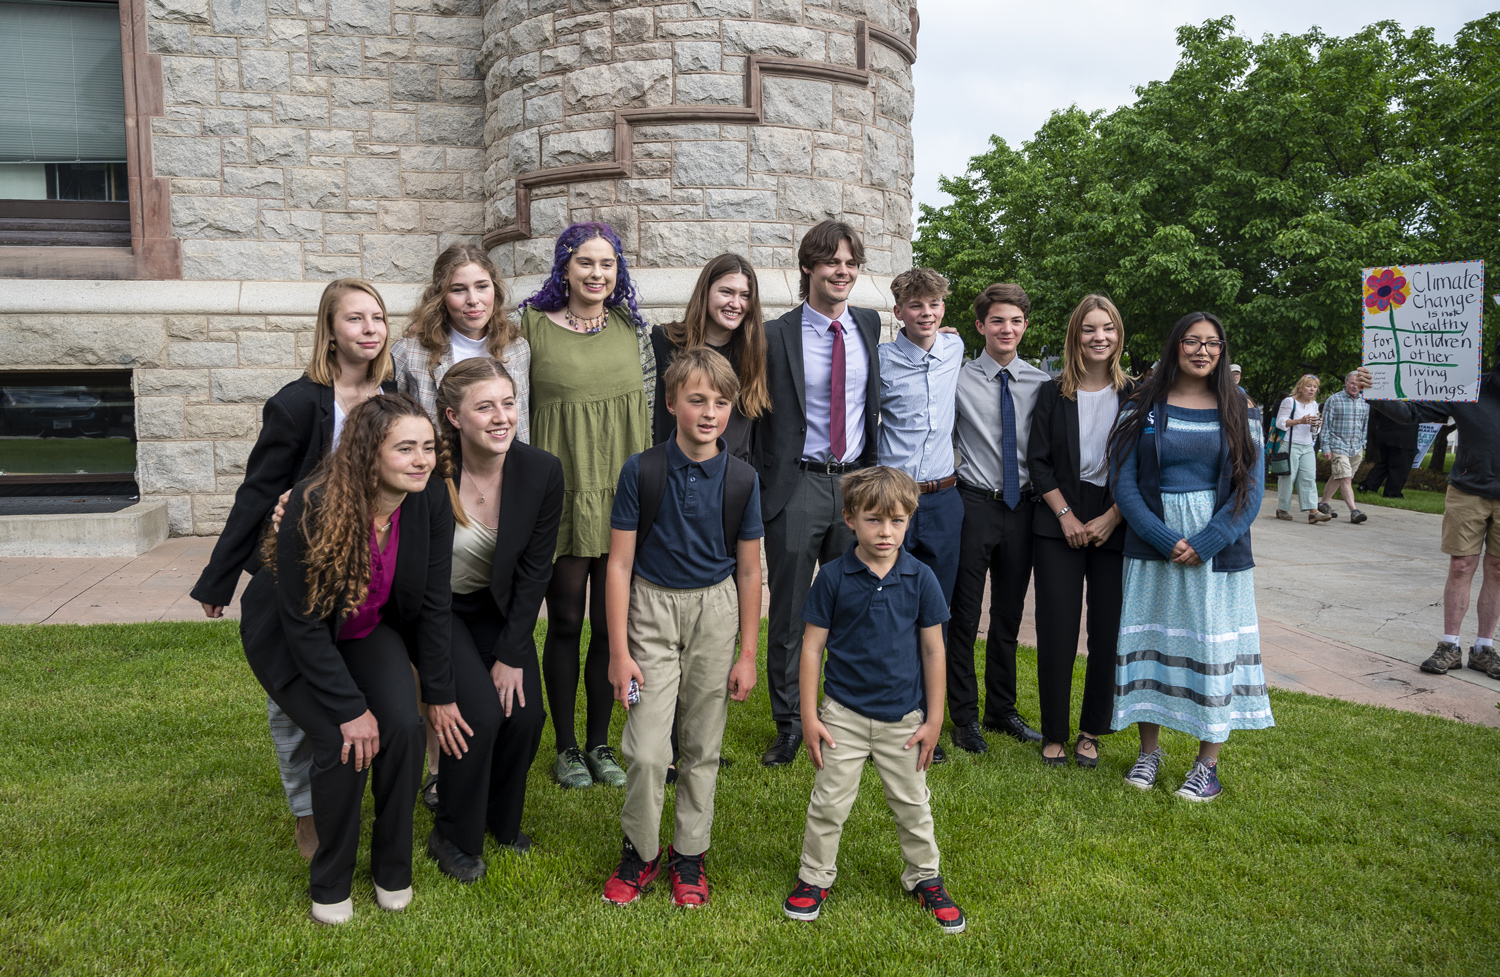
[1275,375,1332,524]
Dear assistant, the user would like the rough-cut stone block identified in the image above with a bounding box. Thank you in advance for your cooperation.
[372,111,417,142]
[749,127,812,175]
[690,0,752,16]
[249,127,307,165]
[349,157,402,198]
[541,128,613,167]
[135,369,210,399]
[673,141,747,187]
[311,35,363,75]
[305,254,365,277]
[509,130,540,172]
[540,44,581,75]
[863,127,905,190]
[210,368,303,403]
[420,201,484,233]
[273,94,329,126]
[363,233,438,281]
[564,60,672,112]
[674,41,723,73]
[328,0,392,34]
[162,56,218,106]
[401,172,465,199]
[751,221,794,246]
[614,7,652,44]
[134,397,185,440]
[529,196,570,237]
[152,136,222,178]
[813,148,860,182]
[148,22,193,55]
[418,105,484,145]
[138,441,216,494]
[835,84,874,123]
[166,316,208,341]
[210,0,266,35]
[705,189,778,220]
[778,175,843,223]
[149,0,210,24]
[414,15,481,47]
[758,0,802,23]
[202,108,248,136]
[844,183,884,216]
[640,220,749,266]
[511,14,555,54]
[378,200,422,231]
[674,74,740,105]
[763,77,833,129]
[332,78,390,108]
[184,404,259,439]
[401,146,446,170]
[241,49,291,91]
[391,62,440,101]
[288,168,346,210]
[169,341,239,368]
[182,241,304,281]
[215,440,255,476]
[237,332,296,366]
[260,209,324,241]
[172,196,259,238]
[722,21,824,59]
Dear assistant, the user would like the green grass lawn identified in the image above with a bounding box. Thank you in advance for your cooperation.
[0,437,135,475]
[1353,486,1447,515]
[2,621,1498,976]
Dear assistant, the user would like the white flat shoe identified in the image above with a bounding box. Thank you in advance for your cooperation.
[309,898,353,925]
[375,884,413,912]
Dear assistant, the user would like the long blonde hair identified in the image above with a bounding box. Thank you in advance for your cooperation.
[405,244,521,372]
[1058,294,1130,400]
[306,279,394,387]
[433,356,516,529]
[661,253,771,419]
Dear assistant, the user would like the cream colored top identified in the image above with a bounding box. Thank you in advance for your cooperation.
[450,516,497,595]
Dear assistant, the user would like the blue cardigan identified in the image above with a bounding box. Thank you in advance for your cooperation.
[1113,400,1264,572]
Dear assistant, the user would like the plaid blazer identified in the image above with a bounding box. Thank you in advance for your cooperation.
[391,335,532,445]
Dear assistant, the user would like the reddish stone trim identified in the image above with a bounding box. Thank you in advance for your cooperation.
[482,20,918,249]
[0,0,180,280]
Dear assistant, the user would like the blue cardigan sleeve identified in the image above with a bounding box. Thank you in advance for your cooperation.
[1187,415,1266,561]
[1112,425,1182,558]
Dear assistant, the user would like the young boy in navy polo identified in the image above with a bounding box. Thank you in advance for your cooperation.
[782,466,965,934]
[601,346,764,908]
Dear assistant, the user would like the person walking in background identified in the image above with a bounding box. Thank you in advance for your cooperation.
[1110,313,1271,802]
[191,278,394,861]
[515,222,654,791]
[946,283,1050,754]
[753,220,881,768]
[1359,409,1420,498]
[1317,371,1370,524]
[1275,375,1331,524]
[1027,294,1135,769]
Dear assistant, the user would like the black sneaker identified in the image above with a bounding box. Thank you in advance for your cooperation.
[783,878,829,921]
[1317,501,1334,516]
[911,877,966,934]
[950,721,989,754]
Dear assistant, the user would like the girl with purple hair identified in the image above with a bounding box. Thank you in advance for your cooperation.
[517,222,656,790]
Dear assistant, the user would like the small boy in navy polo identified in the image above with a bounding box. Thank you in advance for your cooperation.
[782,466,965,934]
[600,346,764,908]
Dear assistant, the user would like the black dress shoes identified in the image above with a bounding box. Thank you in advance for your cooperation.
[931,743,948,765]
[985,712,1043,743]
[427,828,487,883]
[761,731,803,767]
[949,721,989,754]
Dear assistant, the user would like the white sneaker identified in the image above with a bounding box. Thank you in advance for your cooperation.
[309,898,353,925]
[375,884,413,912]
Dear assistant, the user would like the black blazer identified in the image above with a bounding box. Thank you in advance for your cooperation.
[452,440,565,669]
[239,474,455,725]
[1027,378,1137,546]
[650,325,753,463]
[190,376,395,607]
[752,303,881,520]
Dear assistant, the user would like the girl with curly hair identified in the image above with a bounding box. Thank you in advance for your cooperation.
[517,222,654,790]
[240,393,465,924]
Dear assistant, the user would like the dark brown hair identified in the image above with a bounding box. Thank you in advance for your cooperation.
[973,283,1031,322]
[660,253,770,418]
[797,220,865,301]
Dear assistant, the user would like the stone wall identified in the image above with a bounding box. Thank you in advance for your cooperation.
[147,0,488,281]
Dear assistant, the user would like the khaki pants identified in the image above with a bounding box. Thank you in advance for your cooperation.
[798,697,941,891]
[620,575,739,861]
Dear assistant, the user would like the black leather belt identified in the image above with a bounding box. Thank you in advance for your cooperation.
[798,460,863,475]
[957,480,1036,503]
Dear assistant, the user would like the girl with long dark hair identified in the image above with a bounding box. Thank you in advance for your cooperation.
[240,393,465,923]
[516,222,654,789]
[1108,312,1271,801]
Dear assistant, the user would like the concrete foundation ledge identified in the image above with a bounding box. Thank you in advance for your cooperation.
[0,501,169,558]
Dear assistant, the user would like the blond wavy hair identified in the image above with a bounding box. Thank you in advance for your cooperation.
[405,244,521,372]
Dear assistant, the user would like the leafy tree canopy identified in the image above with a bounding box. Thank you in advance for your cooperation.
[914,14,1500,407]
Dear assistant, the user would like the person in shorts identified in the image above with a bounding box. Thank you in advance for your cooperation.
[1317,370,1371,524]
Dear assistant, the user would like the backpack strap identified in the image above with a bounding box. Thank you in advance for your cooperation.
[635,443,670,549]
[720,455,757,555]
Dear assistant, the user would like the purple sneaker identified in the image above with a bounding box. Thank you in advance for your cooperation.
[1175,759,1222,802]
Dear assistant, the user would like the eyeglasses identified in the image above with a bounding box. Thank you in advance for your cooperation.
[1179,338,1225,354]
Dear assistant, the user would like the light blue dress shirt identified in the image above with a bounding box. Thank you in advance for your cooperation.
[800,302,870,463]
[878,330,964,481]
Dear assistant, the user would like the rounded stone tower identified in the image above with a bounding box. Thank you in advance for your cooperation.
[478,0,918,317]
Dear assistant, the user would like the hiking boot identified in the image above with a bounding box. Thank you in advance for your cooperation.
[553,747,593,789]
[667,846,710,908]
[585,745,627,787]
[1317,502,1334,516]
[911,877,967,934]
[783,878,829,921]
[1420,641,1464,675]
[1349,509,1368,524]
[1486,657,1500,682]
[1175,759,1223,802]
[1467,644,1499,674]
[1275,510,1293,521]
[601,839,661,906]
[1124,748,1163,790]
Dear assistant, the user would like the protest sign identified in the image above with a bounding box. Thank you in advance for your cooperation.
[1362,260,1484,402]
[1413,423,1443,469]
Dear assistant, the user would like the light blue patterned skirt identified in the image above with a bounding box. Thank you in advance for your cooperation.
[1112,490,1273,743]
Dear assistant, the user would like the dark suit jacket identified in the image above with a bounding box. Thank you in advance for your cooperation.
[190,376,395,607]
[1027,378,1136,546]
[752,303,881,520]
[452,440,565,669]
[239,474,455,725]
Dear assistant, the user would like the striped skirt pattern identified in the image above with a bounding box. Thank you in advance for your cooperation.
[1112,489,1274,743]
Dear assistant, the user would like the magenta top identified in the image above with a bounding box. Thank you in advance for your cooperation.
[337,506,402,642]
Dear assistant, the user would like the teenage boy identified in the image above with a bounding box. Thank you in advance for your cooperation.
[754,220,882,768]
[946,283,1050,754]
[601,347,764,907]
[782,466,965,934]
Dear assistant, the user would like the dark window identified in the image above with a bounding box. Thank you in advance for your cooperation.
[0,369,137,501]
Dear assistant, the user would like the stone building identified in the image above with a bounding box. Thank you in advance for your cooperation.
[0,0,918,547]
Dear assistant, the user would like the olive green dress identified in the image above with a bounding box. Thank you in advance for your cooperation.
[522,307,652,559]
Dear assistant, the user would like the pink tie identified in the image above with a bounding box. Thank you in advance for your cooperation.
[829,320,846,461]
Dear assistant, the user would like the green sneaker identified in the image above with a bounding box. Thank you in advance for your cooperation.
[553,747,593,790]
[585,745,628,787]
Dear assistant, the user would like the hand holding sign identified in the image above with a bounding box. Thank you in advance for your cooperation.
[1362,261,1484,402]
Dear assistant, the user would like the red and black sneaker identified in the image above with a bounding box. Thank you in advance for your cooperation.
[782,878,829,921]
[667,846,710,908]
[601,839,661,906]
[911,877,966,933]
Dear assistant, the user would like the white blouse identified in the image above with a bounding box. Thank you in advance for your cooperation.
[1276,397,1319,445]
[1077,386,1121,487]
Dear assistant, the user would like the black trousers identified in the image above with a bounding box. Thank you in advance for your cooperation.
[1032,483,1124,744]
[1361,443,1417,497]
[946,486,1035,727]
[438,588,545,855]
[259,623,424,904]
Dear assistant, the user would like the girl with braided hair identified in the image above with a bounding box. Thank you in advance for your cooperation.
[240,393,465,924]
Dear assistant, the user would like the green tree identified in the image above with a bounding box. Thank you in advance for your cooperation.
[914,14,1500,408]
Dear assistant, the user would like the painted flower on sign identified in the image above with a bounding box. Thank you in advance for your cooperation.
[1363,268,1408,313]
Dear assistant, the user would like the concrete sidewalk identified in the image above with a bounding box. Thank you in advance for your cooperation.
[1,497,1496,728]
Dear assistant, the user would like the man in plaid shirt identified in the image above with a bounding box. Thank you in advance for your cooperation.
[1318,371,1371,524]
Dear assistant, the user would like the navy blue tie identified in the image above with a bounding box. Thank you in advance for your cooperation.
[999,369,1020,509]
